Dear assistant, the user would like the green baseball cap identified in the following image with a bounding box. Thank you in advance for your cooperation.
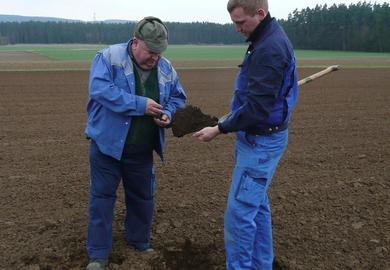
[134,16,168,53]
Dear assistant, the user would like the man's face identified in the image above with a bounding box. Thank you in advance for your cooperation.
[131,39,161,70]
[230,7,263,38]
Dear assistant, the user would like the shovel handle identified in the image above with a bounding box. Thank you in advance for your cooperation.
[298,65,340,86]
[218,65,340,123]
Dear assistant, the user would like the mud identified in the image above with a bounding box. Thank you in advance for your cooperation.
[0,66,389,270]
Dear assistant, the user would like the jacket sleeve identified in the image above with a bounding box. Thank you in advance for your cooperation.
[218,48,285,133]
[162,69,187,121]
[88,52,147,116]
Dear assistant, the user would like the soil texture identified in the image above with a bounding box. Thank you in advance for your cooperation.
[171,105,219,137]
[0,67,389,270]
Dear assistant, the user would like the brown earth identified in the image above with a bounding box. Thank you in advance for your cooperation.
[0,51,50,62]
[0,66,389,270]
[171,105,219,137]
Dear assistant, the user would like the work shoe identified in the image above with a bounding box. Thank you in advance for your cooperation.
[272,257,286,270]
[129,244,155,253]
[86,259,108,270]
[139,247,155,253]
[133,246,155,253]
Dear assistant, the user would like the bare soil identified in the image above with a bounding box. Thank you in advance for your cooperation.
[0,51,50,62]
[0,66,389,270]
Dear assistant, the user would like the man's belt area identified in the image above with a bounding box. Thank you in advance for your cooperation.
[245,121,288,136]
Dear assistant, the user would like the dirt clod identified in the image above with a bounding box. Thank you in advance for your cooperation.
[151,239,216,270]
[172,105,218,137]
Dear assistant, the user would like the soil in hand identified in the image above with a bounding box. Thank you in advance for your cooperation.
[171,105,218,137]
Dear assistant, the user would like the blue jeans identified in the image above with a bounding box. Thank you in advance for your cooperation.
[225,130,288,270]
[87,141,156,259]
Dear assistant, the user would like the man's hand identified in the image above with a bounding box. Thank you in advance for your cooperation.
[145,98,163,117]
[193,125,220,142]
[154,114,171,127]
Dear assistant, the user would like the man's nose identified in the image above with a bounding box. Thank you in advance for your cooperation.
[151,53,160,61]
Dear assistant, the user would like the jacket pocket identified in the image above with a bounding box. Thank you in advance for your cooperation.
[235,169,267,207]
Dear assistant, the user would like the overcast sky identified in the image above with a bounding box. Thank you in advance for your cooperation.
[0,0,387,23]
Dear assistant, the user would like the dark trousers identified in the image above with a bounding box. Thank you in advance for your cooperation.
[87,141,155,259]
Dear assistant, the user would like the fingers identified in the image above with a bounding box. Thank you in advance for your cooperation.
[160,114,168,121]
[193,128,211,142]
[193,130,204,139]
[193,126,220,142]
[149,104,163,116]
[145,98,170,126]
[145,98,163,117]
[154,114,171,127]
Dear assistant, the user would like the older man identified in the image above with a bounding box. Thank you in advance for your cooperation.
[85,16,186,270]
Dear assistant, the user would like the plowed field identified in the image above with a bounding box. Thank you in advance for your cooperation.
[0,65,389,269]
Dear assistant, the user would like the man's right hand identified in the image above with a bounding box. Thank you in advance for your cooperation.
[145,98,163,117]
[193,125,220,142]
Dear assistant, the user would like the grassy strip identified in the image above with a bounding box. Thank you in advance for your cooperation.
[1,44,390,61]
[1,65,390,72]
[295,50,390,58]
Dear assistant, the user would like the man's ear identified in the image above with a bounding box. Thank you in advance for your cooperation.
[256,8,267,20]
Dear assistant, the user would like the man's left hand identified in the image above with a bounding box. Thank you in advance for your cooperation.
[154,114,171,127]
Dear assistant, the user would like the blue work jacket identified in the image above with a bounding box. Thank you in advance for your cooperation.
[219,15,298,134]
[85,41,187,160]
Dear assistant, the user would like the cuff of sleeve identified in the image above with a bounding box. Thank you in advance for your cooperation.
[163,109,172,121]
[218,122,228,134]
[136,96,147,115]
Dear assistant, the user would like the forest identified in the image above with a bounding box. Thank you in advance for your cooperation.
[0,2,389,52]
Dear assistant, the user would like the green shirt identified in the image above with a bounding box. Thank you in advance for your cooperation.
[125,66,159,149]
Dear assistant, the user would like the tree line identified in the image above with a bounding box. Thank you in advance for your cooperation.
[0,21,244,45]
[279,2,390,52]
[0,2,389,52]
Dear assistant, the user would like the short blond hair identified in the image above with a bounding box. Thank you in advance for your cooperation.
[227,0,268,15]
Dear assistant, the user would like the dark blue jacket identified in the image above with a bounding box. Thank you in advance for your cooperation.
[219,14,298,134]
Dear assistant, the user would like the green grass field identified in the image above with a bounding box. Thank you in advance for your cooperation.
[1,44,390,61]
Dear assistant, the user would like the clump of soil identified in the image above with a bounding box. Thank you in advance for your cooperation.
[151,239,217,270]
[171,105,218,137]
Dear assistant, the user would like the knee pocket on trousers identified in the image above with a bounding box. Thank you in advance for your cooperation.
[235,169,267,207]
[137,173,156,200]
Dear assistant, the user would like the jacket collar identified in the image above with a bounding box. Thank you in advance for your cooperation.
[246,12,272,44]
[128,39,138,65]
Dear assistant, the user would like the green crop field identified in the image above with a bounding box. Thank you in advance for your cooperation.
[0,44,104,61]
[1,44,390,61]
[165,45,247,60]
[294,50,390,58]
